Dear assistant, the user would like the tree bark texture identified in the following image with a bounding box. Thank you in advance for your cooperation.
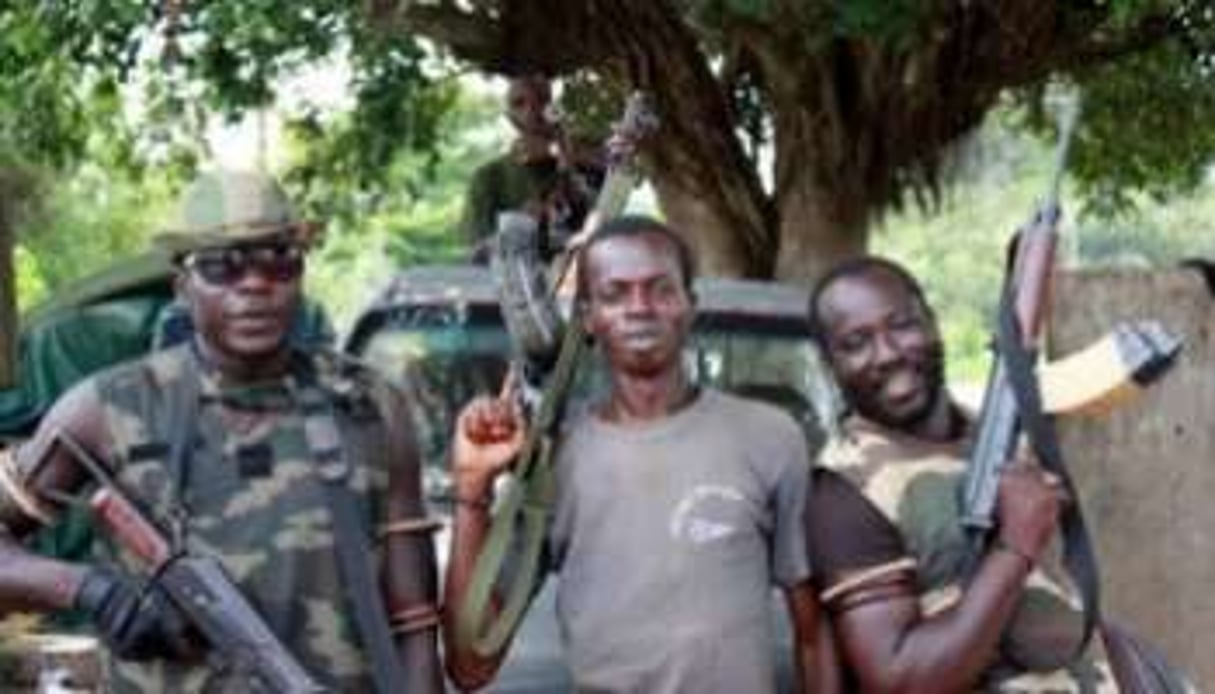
[378,0,1191,284]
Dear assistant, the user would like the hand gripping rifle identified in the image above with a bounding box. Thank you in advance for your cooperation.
[959,96,1181,670]
[47,429,328,693]
[454,93,658,656]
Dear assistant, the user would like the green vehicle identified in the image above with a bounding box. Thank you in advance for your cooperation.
[0,252,332,441]
[0,252,177,440]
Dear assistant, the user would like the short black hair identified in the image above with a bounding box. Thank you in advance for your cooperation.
[806,255,930,347]
[577,215,697,298]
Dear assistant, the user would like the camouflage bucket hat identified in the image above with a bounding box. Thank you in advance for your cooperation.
[154,170,311,255]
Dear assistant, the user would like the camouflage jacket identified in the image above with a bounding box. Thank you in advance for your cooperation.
[83,344,397,692]
[820,412,1115,693]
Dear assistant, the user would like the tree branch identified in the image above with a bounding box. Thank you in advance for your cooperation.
[1061,11,1185,70]
[366,1,506,69]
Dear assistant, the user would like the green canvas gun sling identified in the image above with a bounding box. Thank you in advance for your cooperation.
[454,92,659,656]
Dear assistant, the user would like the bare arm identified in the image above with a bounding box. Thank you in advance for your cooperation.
[830,549,1031,693]
[441,395,526,690]
[823,465,1062,693]
[785,580,841,694]
[377,385,444,693]
[0,381,109,614]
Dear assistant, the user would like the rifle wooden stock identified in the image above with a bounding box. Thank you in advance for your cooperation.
[89,488,172,567]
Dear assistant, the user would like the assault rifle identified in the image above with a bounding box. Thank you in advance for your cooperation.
[958,96,1181,669]
[454,93,658,656]
[50,430,328,693]
[959,96,1080,544]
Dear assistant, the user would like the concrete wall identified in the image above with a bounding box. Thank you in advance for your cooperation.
[1050,268,1213,688]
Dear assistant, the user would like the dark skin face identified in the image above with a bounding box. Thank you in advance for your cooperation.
[817,266,949,438]
[178,241,302,380]
[505,77,554,140]
[582,231,694,379]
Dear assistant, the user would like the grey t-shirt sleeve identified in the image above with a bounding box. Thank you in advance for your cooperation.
[770,417,813,588]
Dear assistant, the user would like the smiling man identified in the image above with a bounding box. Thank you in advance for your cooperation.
[804,255,1118,692]
[0,171,442,692]
[443,215,833,693]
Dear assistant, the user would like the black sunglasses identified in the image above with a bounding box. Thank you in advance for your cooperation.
[183,244,305,286]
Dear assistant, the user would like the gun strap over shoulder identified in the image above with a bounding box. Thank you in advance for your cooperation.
[1101,618,1191,694]
[295,381,406,694]
[165,349,202,533]
[995,290,1102,668]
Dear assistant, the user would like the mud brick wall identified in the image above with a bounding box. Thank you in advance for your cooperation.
[1050,268,1213,688]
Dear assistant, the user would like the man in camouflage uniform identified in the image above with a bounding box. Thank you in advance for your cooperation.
[804,256,1117,692]
[0,171,442,692]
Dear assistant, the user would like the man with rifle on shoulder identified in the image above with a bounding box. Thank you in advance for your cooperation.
[0,171,443,692]
[444,215,834,693]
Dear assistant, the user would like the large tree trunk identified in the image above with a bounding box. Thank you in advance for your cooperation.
[383,1,1169,286]
[772,185,867,285]
[649,176,753,277]
[0,212,15,389]
[0,167,38,390]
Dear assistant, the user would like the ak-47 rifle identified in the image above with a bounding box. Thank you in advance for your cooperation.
[958,96,1181,669]
[959,99,1082,556]
[958,93,1101,668]
[455,92,658,656]
[50,430,328,693]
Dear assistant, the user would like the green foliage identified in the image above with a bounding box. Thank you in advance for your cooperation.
[1025,50,1215,217]
[877,113,1215,383]
[1005,5,1215,217]
[16,165,178,295]
[14,246,47,312]
[831,0,932,44]
[291,86,505,326]
[2,0,465,325]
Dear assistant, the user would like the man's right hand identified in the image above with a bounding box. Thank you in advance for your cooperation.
[451,394,527,501]
[994,461,1066,565]
[74,566,202,662]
